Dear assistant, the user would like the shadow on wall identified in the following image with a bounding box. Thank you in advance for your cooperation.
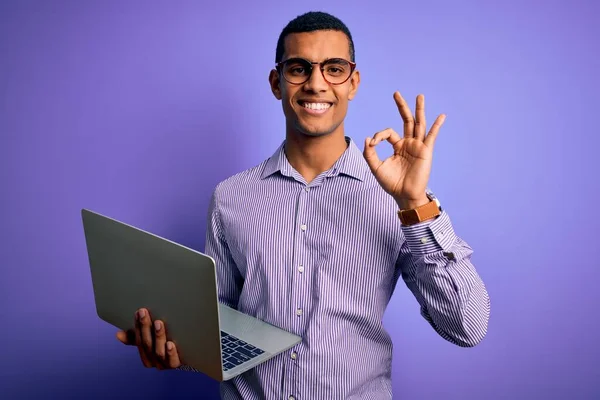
[161,85,261,253]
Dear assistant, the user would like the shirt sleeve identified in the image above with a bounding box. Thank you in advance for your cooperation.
[176,186,244,372]
[205,185,244,309]
[396,210,490,347]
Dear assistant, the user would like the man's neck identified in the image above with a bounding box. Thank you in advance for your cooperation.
[283,130,349,184]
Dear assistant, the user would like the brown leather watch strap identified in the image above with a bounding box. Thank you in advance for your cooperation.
[397,200,441,226]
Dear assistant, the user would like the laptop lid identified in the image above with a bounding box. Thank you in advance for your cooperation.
[81,208,224,380]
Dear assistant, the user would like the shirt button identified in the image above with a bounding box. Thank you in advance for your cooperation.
[289,396,295,400]
[296,308,303,316]
[291,351,297,360]
[304,186,310,192]
[300,224,307,231]
[420,237,428,244]
[298,265,304,273]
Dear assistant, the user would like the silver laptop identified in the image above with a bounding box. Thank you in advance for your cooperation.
[81,208,301,381]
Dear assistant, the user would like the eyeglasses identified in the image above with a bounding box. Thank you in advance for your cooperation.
[276,57,356,85]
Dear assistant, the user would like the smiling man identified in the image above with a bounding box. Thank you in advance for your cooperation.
[118,10,490,400]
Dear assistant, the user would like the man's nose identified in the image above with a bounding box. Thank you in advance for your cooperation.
[303,66,329,92]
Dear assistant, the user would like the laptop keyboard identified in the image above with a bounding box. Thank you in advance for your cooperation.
[221,331,265,371]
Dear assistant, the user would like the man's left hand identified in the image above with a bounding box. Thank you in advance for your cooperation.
[363,91,446,210]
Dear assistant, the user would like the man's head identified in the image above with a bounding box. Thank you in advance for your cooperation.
[269,11,360,139]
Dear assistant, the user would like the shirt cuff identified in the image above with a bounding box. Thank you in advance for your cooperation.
[401,210,457,255]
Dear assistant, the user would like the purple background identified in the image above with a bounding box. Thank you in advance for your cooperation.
[1,0,599,399]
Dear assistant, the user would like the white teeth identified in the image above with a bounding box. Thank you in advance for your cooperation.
[302,102,331,110]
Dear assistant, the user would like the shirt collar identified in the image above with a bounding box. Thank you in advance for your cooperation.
[260,136,369,182]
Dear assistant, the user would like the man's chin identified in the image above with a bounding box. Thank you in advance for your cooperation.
[301,130,331,138]
[294,122,337,138]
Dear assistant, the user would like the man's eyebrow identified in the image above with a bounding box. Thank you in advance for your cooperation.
[283,56,348,62]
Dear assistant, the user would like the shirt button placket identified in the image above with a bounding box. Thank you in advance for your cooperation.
[289,185,310,399]
[297,186,310,328]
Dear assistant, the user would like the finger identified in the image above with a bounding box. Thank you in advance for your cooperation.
[414,94,426,141]
[371,127,403,147]
[136,309,157,367]
[165,341,182,369]
[139,309,157,364]
[363,129,403,173]
[363,136,382,173]
[394,91,415,138]
[424,114,446,149]
[154,320,167,368]
[134,311,153,368]
[116,329,136,345]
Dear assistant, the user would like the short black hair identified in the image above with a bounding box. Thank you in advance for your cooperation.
[275,11,355,63]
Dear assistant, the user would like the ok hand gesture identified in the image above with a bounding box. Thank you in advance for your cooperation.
[363,91,446,210]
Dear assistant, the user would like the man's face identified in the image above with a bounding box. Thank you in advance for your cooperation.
[269,30,360,138]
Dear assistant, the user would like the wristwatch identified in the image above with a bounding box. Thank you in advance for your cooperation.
[397,190,442,226]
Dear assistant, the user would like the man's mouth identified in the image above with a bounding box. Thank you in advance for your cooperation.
[298,101,332,114]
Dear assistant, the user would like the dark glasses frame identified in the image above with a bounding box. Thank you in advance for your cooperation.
[276,57,357,85]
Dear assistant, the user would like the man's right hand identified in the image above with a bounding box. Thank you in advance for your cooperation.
[116,308,182,369]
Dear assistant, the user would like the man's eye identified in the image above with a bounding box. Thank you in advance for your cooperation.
[290,67,306,74]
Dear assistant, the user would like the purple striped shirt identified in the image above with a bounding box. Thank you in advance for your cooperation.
[185,137,490,399]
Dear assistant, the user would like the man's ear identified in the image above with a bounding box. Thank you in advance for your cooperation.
[347,70,360,101]
[269,69,282,100]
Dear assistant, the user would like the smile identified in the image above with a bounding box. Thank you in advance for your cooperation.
[298,101,332,115]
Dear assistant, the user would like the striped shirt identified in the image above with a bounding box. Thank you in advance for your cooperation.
[185,137,490,399]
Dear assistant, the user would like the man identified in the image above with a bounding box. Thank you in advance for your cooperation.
[117,11,490,400]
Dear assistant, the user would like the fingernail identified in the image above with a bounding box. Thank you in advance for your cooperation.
[167,342,174,351]
[138,309,145,320]
[154,321,161,331]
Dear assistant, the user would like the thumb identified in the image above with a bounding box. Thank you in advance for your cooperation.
[116,329,136,345]
[363,136,381,173]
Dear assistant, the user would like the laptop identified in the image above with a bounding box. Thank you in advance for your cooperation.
[81,208,301,381]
